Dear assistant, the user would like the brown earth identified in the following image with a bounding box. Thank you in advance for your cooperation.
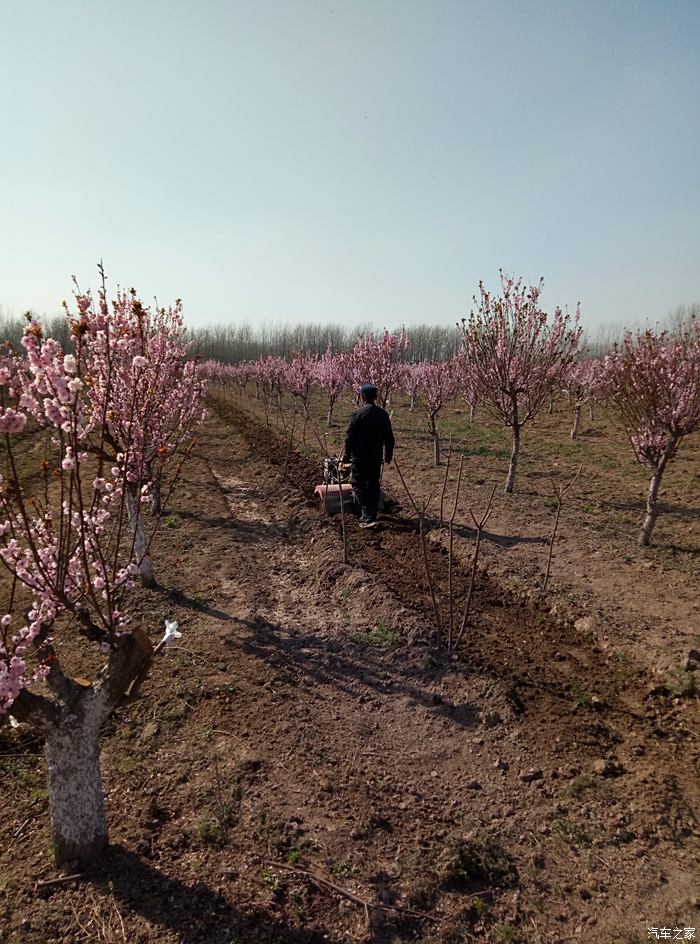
[0,394,699,944]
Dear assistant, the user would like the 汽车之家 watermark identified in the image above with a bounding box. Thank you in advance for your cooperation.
[648,930,695,940]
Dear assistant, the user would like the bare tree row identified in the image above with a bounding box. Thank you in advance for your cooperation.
[2,302,697,363]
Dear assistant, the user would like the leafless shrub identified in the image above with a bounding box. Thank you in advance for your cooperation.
[447,456,465,653]
[542,463,582,593]
[438,434,453,527]
[453,483,497,655]
[393,458,441,646]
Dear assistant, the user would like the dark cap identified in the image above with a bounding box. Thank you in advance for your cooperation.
[360,384,378,398]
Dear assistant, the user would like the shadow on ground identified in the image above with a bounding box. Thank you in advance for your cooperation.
[90,845,338,944]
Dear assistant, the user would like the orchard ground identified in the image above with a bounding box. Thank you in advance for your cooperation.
[0,390,698,943]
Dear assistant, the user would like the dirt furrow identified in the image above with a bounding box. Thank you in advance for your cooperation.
[2,408,698,944]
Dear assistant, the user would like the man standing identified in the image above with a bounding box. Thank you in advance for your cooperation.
[343,384,395,528]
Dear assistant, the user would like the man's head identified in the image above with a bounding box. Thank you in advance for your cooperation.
[360,384,378,403]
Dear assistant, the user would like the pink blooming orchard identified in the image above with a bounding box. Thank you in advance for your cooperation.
[201,359,241,396]
[0,284,207,865]
[602,321,700,546]
[346,329,410,408]
[460,273,582,492]
[203,332,411,423]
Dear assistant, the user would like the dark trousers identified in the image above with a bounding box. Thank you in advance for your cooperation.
[351,461,381,521]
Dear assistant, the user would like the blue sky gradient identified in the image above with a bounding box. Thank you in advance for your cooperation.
[1,0,698,330]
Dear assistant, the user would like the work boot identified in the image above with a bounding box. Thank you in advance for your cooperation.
[359,518,377,529]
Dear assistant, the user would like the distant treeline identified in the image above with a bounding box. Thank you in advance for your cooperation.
[1,304,697,364]
[186,321,464,363]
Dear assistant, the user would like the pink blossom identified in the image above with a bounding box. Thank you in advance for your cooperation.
[0,409,27,434]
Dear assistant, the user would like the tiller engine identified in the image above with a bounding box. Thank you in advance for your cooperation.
[313,457,354,514]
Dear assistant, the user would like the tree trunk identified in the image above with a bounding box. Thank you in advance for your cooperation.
[46,710,107,866]
[468,401,475,424]
[505,423,520,493]
[125,490,156,587]
[326,399,334,428]
[570,405,581,440]
[430,415,440,466]
[639,443,676,547]
[150,472,162,517]
[588,402,594,422]
[548,392,555,415]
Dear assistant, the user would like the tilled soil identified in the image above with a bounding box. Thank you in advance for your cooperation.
[1,406,698,944]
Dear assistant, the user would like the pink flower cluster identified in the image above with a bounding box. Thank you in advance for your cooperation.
[68,288,208,484]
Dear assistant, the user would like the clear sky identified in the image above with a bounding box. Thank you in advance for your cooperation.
[1,0,698,332]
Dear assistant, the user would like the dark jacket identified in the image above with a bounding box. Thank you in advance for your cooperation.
[343,403,395,467]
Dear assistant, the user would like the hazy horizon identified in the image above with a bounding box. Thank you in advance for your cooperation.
[1,0,698,332]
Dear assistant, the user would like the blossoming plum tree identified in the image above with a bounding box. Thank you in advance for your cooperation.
[565,358,602,439]
[254,356,287,411]
[65,280,207,583]
[404,362,422,413]
[416,358,461,465]
[314,347,348,427]
[285,351,318,419]
[602,322,700,546]
[460,274,582,492]
[0,287,205,866]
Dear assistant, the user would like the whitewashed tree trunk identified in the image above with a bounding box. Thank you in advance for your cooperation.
[505,423,521,493]
[10,630,153,868]
[571,404,581,439]
[639,440,677,547]
[430,414,441,466]
[506,391,521,494]
[125,490,155,587]
[46,708,106,866]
